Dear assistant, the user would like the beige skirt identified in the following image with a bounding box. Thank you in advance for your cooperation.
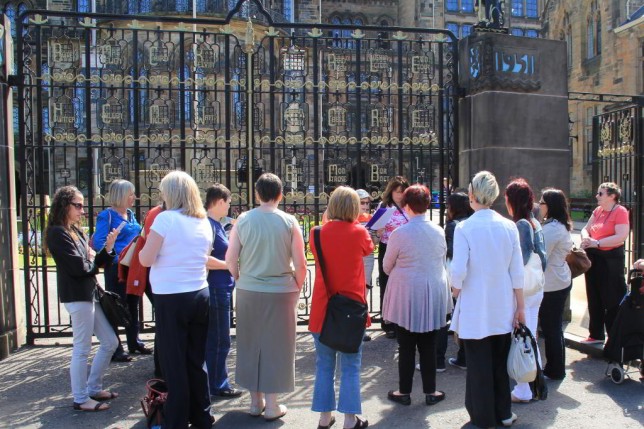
[235,289,299,393]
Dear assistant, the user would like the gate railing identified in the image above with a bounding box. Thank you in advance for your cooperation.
[592,105,643,263]
[15,0,458,342]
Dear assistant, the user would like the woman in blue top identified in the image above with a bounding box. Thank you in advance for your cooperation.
[92,179,149,361]
[505,178,547,403]
[204,184,242,399]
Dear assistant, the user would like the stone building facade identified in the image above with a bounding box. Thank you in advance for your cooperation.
[542,0,644,196]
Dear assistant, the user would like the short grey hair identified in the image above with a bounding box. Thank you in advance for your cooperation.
[108,179,135,208]
[470,170,499,207]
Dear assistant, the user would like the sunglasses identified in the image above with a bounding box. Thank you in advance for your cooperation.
[360,201,370,205]
[69,202,84,210]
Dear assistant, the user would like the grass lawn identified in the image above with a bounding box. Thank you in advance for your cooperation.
[17,254,56,270]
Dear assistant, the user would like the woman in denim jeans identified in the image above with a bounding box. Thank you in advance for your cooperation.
[204,184,242,399]
[309,187,374,429]
[46,186,120,411]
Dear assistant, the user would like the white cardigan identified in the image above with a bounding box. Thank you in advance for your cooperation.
[542,220,573,292]
[450,209,524,340]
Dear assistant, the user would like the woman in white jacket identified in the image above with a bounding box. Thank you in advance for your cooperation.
[537,188,574,380]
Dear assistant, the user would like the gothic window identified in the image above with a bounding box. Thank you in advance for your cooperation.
[525,29,538,38]
[446,23,459,38]
[446,0,458,12]
[5,3,17,38]
[461,0,474,13]
[176,0,190,12]
[587,1,601,59]
[512,0,523,17]
[77,0,90,13]
[283,0,294,22]
[511,28,524,37]
[526,0,538,18]
[462,25,473,38]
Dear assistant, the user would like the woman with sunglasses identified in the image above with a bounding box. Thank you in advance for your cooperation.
[580,182,629,344]
[537,189,574,380]
[46,186,120,411]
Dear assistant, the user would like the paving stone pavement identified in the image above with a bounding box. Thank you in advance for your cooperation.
[0,327,642,429]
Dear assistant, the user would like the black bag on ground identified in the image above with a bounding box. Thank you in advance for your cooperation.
[313,227,367,354]
[141,379,167,429]
[97,287,131,328]
[526,325,548,401]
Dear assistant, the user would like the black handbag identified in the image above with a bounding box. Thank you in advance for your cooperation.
[97,287,131,328]
[314,227,368,354]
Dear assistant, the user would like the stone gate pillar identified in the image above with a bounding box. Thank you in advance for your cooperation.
[458,33,570,206]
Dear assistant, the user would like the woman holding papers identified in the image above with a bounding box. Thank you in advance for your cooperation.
[376,176,410,339]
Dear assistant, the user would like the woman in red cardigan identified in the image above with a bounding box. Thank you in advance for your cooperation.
[309,186,374,429]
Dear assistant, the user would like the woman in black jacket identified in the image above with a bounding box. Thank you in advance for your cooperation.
[46,186,120,412]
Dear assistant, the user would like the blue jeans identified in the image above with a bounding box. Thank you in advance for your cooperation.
[205,288,233,394]
[311,333,363,414]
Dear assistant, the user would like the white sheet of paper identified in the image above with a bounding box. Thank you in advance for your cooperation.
[367,207,396,230]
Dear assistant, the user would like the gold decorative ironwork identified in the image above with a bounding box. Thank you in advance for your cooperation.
[352,29,365,39]
[307,28,323,38]
[392,31,407,40]
[29,14,47,25]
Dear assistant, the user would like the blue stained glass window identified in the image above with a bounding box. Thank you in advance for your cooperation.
[77,0,90,13]
[526,29,538,38]
[42,107,50,135]
[183,66,191,123]
[526,0,538,18]
[511,28,524,37]
[446,0,458,12]
[461,0,474,13]
[196,0,206,12]
[13,106,19,136]
[512,0,523,17]
[462,25,473,38]
[74,87,86,130]
[140,0,151,13]
[283,0,294,23]
[176,0,190,13]
[5,4,16,38]
[446,23,459,38]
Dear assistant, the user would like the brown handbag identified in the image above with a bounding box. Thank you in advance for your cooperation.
[566,247,592,279]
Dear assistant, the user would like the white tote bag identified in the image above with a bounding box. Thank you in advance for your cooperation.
[507,327,537,383]
[523,251,545,297]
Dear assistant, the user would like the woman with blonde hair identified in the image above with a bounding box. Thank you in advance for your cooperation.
[450,171,525,428]
[309,186,373,429]
[92,179,146,361]
[226,173,307,422]
[139,171,214,429]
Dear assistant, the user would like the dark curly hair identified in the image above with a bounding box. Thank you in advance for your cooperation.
[48,186,82,229]
[505,178,535,222]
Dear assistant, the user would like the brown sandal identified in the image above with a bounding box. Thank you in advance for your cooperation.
[73,401,110,412]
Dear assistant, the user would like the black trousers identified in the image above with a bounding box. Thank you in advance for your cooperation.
[104,260,141,354]
[396,326,438,394]
[538,285,571,379]
[585,247,627,340]
[463,334,512,428]
[155,288,212,429]
[437,325,466,366]
[378,242,396,332]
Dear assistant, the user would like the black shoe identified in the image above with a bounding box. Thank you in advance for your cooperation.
[385,331,396,339]
[425,391,446,406]
[351,417,368,429]
[363,334,372,342]
[111,353,132,362]
[317,416,336,429]
[387,390,411,405]
[211,388,243,399]
[130,345,153,355]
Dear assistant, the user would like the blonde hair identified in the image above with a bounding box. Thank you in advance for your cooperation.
[470,170,499,207]
[108,179,135,208]
[159,171,206,218]
[327,186,360,222]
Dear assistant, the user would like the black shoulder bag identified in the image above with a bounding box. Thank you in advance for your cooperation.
[97,286,131,328]
[314,227,368,354]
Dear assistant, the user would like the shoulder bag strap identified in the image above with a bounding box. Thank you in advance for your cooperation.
[392,202,408,221]
[313,227,330,299]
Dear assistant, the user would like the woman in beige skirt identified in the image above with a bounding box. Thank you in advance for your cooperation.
[226,173,307,422]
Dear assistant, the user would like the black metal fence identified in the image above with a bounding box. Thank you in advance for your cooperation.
[592,105,643,264]
[15,0,458,342]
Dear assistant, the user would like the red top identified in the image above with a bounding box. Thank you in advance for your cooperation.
[588,205,629,250]
[144,205,164,237]
[308,221,375,333]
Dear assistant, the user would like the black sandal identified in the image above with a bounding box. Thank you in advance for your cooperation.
[73,401,110,412]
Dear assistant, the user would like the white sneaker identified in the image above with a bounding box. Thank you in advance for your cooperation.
[415,363,421,371]
[502,413,518,427]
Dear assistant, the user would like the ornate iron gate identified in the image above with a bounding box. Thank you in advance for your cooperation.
[592,105,643,264]
[16,0,458,342]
